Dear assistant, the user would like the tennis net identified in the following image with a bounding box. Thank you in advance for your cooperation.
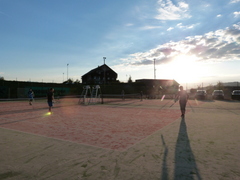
[100,93,141,104]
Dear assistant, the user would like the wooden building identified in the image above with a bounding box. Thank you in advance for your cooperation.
[81,64,118,85]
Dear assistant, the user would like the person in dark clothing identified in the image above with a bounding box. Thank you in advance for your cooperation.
[28,89,34,105]
[47,88,54,113]
[175,86,189,118]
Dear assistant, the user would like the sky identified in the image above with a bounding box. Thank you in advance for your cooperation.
[1,0,240,88]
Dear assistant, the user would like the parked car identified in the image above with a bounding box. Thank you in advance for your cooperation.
[195,90,207,100]
[231,90,240,100]
[212,90,224,100]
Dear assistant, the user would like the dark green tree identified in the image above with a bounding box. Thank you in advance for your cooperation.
[63,78,74,84]
[74,79,81,84]
[128,76,133,83]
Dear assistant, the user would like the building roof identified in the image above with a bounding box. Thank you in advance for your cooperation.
[82,64,117,77]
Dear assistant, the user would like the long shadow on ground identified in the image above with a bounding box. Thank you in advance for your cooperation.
[174,118,202,180]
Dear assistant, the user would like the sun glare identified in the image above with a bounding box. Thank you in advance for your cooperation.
[44,112,52,116]
[162,55,203,84]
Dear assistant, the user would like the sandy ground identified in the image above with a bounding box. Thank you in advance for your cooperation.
[0,98,240,180]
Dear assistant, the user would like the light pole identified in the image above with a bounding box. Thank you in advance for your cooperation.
[103,57,106,84]
[67,64,69,80]
[103,57,106,64]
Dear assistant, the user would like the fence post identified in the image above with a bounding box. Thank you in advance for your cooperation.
[8,88,10,98]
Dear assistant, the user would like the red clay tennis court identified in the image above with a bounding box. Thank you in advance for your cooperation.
[0,98,201,151]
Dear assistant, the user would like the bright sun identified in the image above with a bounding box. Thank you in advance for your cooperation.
[161,55,203,84]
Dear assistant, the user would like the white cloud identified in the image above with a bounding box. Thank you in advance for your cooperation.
[125,23,134,27]
[167,27,174,31]
[141,26,162,30]
[216,14,222,18]
[176,23,199,30]
[176,23,182,27]
[233,11,240,18]
[155,0,191,20]
[230,0,240,3]
[119,23,240,67]
[233,23,240,30]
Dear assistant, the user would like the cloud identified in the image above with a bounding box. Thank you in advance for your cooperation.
[233,23,240,29]
[230,0,240,3]
[216,14,222,18]
[155,0,191,20]
[141,26,162,30]
[233,11,240,18]
[167,27,174,31]
[122,23,240,66]
[167,23,198,31]
[176,23,198,29]
[125,23,134,27]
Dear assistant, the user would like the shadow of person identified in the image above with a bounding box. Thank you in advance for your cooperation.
[174,117,202,180]
[160,135,169,180]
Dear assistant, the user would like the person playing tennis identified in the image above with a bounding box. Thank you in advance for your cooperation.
[28,89,34,105]
[175,86,189,118]
[47,88,54,113]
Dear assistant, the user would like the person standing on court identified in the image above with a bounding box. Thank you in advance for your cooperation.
[28,89,34,105]
[47,88,54,113]
[175,86,189,118]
